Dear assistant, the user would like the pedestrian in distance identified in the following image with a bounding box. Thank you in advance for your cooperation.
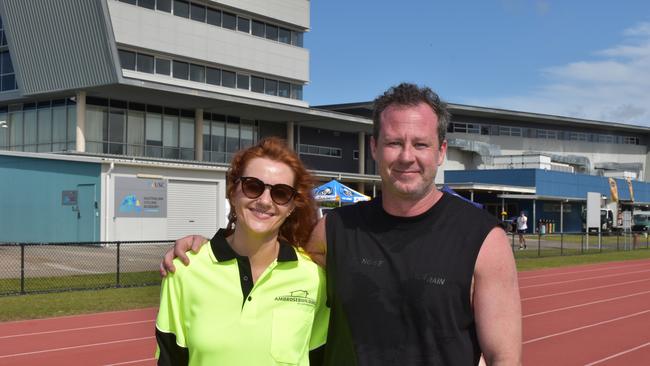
[161,83,522,366]
[156,137,328,366]
[517,211,528,250]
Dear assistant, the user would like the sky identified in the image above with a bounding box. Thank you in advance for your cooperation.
[305,0,650,126]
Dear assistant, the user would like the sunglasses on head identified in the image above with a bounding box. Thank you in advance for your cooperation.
[237,176,297,205]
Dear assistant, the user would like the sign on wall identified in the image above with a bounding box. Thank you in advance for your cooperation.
[114,177,167,218]
[61,190,78,205]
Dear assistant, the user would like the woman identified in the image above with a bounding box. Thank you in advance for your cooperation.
[155,137,328,366]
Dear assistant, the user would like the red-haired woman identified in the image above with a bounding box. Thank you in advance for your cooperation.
[155,137,328,366]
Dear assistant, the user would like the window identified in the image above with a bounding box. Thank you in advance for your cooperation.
[136,53,154,73]
[206,67,221,85]
[498,126,522,137]
[37,103,52,152]
[278,81,290,98]
[265,24,278,41]
[145,109,162,157]
[597,134,614,143]
[451,122,480,134]
[279,28,291,44]
[189,64,205,82]
[206,8,221,26]
[353,150,359,160]
[568,132,587,141]
[222,70,236,88]
[298,144,342,158]
[237,17,250,33]
[118,50,136,71]
[291,31,303,47]
[180,116,195,160]
[264,79,278,96]
[173,0,189,18]
[251,76,264,93]
[291,84,302,100]
[137,0,155,10]
[536,129,557,139]
[127,108,145,156]
[163,111,179,159]
[155,58,171,75]
[156,0,172,12]
[252,20,265,37]
[190,3,206,22]
[0,51,16,91]
[172,60,189,79]
[222,12,236,30]
[237,74,249,90]
[108,107,126,155]
[240,120,255,149]
[623,136,639,145]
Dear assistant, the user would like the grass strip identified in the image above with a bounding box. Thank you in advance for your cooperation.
[0,285,161,322]
[517,248,650,271]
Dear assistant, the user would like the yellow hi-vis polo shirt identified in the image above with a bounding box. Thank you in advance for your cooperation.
[155,229,329,366]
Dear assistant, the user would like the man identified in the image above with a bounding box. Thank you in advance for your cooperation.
[162,83,522,365]
[516,211,528,249]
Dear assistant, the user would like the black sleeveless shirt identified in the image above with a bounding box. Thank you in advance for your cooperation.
[323,192,501,366]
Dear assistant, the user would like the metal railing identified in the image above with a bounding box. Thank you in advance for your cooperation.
[509,231,650,258]
[0,240,173,296]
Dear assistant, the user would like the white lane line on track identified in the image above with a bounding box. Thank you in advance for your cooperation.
[518,261,650,280]
[104,357,156,366]
[0,307,157,325]
[523,309,650,344]
[519,268,650,289]
[521,277,650,301]
[0,320,154,340]
[583,341,650,366]
[523,289,650,318]
[0,336,154,359]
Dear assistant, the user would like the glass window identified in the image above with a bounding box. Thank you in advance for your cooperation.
[108,109,126,155]
[278,81,290,98]
[252,20,265,37]
[206,67,221,85]
[189,64,205,82]
[173,60,189,79]
[155,58,171,75]
[67,104,76,150]
[265,79,278,96]
[118,50,136,70]
[136,53,154,73]
[156,0,172,12]
[0,112,7,148]
[291,84,303,100]
[222,12,236,30]
[145,111,162,157]
[190,3,206,22]
[292,32,304,47]
[251,76,264,93]
[180,116,194,160]
[210,119,226,162]
[237,17,250,33]
[127,109,145,156]
[226,119,239,154]
[240,120,254,149]
[9,111,23,149]
[52,106,67,151]
[279,28,291,44]
[85,105,106,153]
[265,24,278,41]
[237,74,249,90]
[1,74,15,92]
[163,113,179,158]
[120,0,137,4]
[1,51,13,74]
[173,0,189,18]
[222,70,236,88]
[206,8,221,26]
[37,107,52,152]
[137,0,155,10]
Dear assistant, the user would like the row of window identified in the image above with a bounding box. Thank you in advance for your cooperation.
[117,0,304,47]
[0,98,77,153]
[0,17,7,47]
[119,49,303,100]
[0,16,17,92]
[448,122,641,145]
[298,143,342,158]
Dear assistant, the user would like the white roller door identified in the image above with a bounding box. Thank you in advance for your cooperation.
[167,180,219,240]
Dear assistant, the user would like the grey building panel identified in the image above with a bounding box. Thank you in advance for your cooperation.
[0,0,119,97]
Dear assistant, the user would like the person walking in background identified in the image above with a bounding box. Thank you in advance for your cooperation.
[162,83,522,365]
[516,211,528,250]
[156,138,328,365]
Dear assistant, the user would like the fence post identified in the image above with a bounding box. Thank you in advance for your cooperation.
[538,233,542,257]
[20,244,25,294]
[560,232,564,256]
[116,242,121,288]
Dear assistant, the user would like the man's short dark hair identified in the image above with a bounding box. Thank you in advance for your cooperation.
[372,83,450,146]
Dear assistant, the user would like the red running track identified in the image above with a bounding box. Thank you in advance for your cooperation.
[2,258,650,365]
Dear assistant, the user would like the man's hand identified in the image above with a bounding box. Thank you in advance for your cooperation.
[159,235,208,276]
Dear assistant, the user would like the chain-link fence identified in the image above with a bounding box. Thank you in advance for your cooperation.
[0,240,173,296]
[510,231,650,258]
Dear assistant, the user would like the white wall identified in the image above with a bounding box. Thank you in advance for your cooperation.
[211,0,310,29]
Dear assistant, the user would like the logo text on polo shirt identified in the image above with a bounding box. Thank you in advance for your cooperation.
[275,290,316,306]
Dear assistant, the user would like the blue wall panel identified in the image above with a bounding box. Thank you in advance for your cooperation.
[0,155,101,242]
[445,169,537,187]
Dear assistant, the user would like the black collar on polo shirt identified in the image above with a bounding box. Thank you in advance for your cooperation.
[210,228,298,263]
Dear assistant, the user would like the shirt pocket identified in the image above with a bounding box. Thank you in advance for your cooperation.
[270,307,314,365]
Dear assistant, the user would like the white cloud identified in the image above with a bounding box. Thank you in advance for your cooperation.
[473,22,650,126]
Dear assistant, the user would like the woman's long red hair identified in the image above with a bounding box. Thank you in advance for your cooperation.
[224,137,317,247]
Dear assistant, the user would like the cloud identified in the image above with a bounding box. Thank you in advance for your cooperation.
[473,22,650,126]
